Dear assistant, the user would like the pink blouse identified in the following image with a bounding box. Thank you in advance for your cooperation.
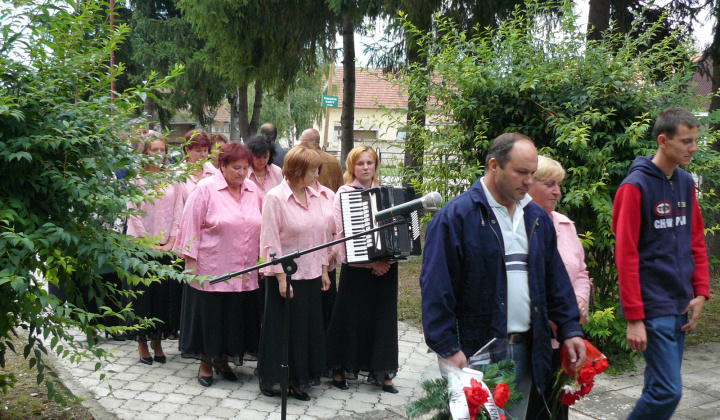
[248,164,283,199]
[127,177,182,245]
[552,211,592,309]
[333,179,380,266]
[550,211,592,348]
[174,172,263,292]
[260,180,329,280]
[177,163,217,208]
[314,182,337,272]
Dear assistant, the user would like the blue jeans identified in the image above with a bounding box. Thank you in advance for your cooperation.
[506,340,532,420]
[628,315,686,420]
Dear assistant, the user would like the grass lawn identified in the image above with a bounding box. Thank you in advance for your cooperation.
[0,334,94,420]
[685,275,720,347]
[398,255,424,330]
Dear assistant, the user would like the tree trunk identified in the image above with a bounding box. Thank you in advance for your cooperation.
[250,81,263,140]
[228,89,239,141]
[402,6,432,191]
[709,3,720,140]
[144,95,156,131]
[340,8,356,168]
[587,0,611,41]
[701,3,720,260]
[238,83,264,141]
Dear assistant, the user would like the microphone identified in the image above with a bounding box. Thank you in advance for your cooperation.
[374,191,442,222]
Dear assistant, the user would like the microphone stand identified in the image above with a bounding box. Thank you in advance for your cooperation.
[208,216,410,420]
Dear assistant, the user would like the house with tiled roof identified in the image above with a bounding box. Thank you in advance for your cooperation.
[319,67,409,155]
[692,56,713,113]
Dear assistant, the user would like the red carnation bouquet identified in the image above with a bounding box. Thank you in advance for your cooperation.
[552,340,608,409]
[460,377,513,420]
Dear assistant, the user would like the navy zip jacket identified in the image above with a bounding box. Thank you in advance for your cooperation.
[613,157,710,321]
[420,178,583,391]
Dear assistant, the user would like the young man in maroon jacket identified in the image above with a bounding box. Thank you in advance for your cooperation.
[613,107,710,420]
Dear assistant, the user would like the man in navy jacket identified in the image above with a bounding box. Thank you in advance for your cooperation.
[420,133,586,419]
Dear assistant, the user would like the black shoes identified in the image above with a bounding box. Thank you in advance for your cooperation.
[150,341,166,364]
[139,356,153,365]
[332,379,349,390]
[382,383,399,394]
[289,387,311,401]
[105,332,127,341]
[197,368,213,387]
[214,364,238,382]
[260,384,281,397]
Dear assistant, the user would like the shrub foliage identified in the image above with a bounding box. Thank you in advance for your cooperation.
[0,1,184,399]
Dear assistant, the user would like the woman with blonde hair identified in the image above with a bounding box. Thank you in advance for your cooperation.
[326,145,400,393]
[257,144,330,401]
[127,131,183,365]
[528,155,592,420]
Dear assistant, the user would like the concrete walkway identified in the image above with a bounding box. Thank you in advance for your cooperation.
[49,325,720,420]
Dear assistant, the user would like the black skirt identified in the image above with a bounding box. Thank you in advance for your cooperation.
[178,283,260,366]
[130,254,182,341]
[257,276,326,390]
[326,263,399,379]
[321,268,338,333]
[48,271,125,328]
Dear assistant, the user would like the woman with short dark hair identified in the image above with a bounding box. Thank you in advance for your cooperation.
[246,135,282,199]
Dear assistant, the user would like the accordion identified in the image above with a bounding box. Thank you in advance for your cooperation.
[339,186,422,264]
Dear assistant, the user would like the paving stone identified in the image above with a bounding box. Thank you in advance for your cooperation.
[123,380,153,392]
[319,388,354,400]
[175,385,206,396]
[159,374,191,385]
[111,389,140,400]
[163,414,197,420]
[148,401,180,414]
[178,403,211,416]
[162,392,194,405]
[248,398,285,413]
[110,372,140,382]
[344,398,378,413]
[96,396,125,409]
[148,382,179,393]
[233,408,270,419]
[228,388,259,401]
[190,395,222,407]
[116,409,141,420]
[220,397,250,410]
[121,398,153,412]
[141,412,168,420]
[136,391,166,403]
[198,386,231,399]
[174,368,200,379]
[305,404,341,418]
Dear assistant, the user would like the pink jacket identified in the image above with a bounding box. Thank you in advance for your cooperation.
[551,211,592,348]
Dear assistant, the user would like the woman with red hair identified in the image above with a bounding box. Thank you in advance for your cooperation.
[175,141,263,387]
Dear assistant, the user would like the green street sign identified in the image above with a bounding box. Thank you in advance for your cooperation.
[322,95,339,108]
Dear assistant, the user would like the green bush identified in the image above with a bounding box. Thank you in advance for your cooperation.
[399,0,720,363]
[0,1,185,400]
